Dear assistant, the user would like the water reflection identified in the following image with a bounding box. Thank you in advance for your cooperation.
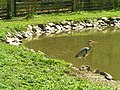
[25,29,120,80]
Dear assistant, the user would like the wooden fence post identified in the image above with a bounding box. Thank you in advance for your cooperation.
[72,0,76,11]
[7,0,10,19]
[7,0,16,18]
[10,0,16,16]
[72,0,79,12]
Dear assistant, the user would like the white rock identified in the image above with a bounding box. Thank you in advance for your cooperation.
[79,22,86,27]
[6,37,21,46]
[86,23,94,27]
[28,25,33,30]
[55,25,62,30]
[77,25,84,29]
[48,23,55,26]
[6,37,15,43]
[7,32,13,37]
[9,42,21,46]
[63,25,71,29]
[104,72,113,80]
[45,25,52,31]
[15,33,23,39]
[61,20,71,25]
[101,17,108,21]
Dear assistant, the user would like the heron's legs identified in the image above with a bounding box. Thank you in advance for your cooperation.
[83,53,89,59]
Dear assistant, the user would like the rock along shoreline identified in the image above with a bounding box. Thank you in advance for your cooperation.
[6,16,120,46]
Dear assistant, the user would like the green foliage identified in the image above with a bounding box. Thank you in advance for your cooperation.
[24,14,35,20]
[0,43,112,90]
[14,24,26,32]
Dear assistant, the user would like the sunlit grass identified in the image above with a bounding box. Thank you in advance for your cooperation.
[0,43,113,90]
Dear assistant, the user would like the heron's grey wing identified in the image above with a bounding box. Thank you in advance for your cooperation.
[75,48,87,58]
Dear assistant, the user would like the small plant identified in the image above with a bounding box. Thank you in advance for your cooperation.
[14,24,26,32]
[6,12,13,20]
[24,14,34,20]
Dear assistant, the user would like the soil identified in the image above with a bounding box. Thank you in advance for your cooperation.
[65,65,120,89]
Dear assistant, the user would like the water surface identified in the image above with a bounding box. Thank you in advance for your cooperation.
[25,28,120,80]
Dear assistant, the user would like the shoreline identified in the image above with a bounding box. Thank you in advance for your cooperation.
[67,64,120,89]
[5,16,120,46]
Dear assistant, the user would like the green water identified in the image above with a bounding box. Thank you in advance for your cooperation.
[25,30,120,80]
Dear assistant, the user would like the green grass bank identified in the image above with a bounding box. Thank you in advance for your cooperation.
[0,10,119,89]
[0,43,113,89]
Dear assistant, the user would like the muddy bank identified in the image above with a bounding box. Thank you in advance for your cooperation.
[65,64,120,89]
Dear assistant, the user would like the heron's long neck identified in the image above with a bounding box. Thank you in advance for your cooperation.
[88,42,92,50]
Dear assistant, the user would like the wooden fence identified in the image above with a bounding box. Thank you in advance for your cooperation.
[0,0,119,19]
[0,2,8,19]
[15,0,73,16]
[76,1,114,11]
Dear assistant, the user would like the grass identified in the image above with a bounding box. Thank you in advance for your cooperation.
[0,43,113,90]
[0,10,119,89]
[0,10,120,40]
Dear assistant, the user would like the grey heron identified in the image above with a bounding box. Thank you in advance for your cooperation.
[75,40,97,59]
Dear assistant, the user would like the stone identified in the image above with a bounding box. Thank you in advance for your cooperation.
[7,32,13,37]
[98,20,104,23]
[101,17,108,21]
[55,25,62,31]
[94,69,113,80]
[100,72,113,80]
[93,69,101,74]
[38,24,46,30]
[6,37,15,43]
[77,25,84,29]
[23,31,33,38]
[63,25,71,30]
[6,37,21,46]
[45,25,52,31]
[86,23,94,27]
[9,41,21,46]
[104,72,113,80]
[15,32,23,39]
[28,25,33,30]
[48,22,55,26]
[79,65,92,72]
[61,20,71,25]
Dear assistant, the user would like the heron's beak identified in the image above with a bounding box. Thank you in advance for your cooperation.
[92,41,98,43]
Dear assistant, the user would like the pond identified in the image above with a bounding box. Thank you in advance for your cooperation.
[25,27,120,80]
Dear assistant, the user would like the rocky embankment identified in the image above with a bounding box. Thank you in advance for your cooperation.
[6,17,120,45]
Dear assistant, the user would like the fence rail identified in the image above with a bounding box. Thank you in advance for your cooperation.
[0,3,8,19]
[0,0,119,19]
[15,1,72,16]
